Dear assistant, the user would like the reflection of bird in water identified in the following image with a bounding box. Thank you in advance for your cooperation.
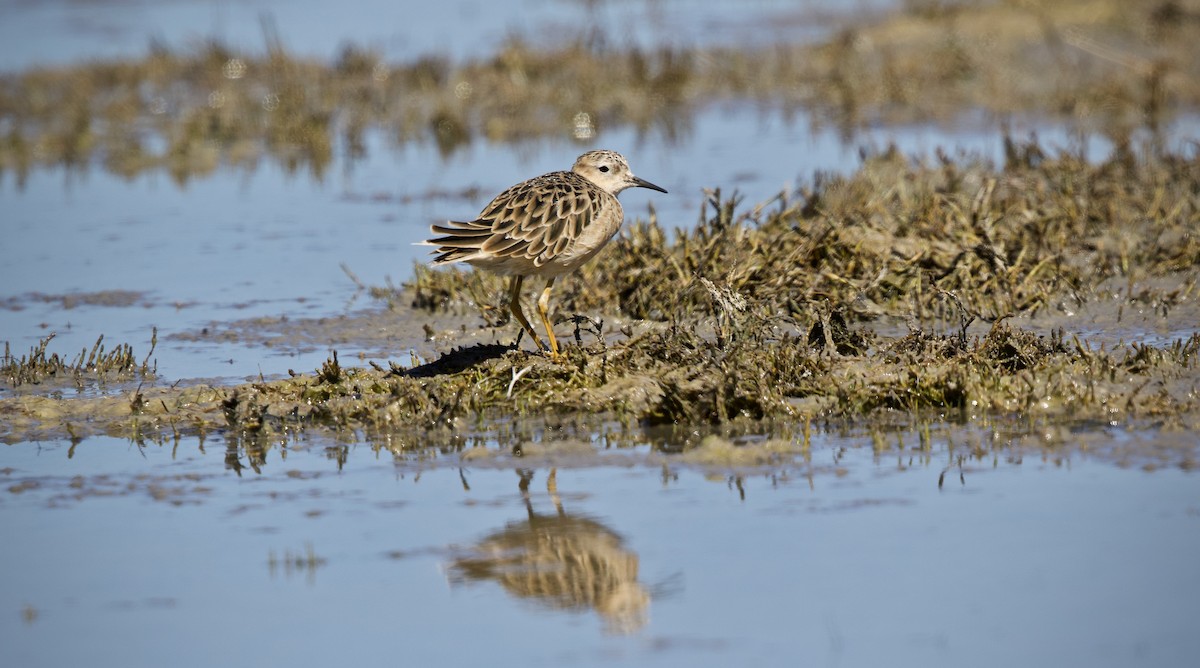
[447,468,650,634]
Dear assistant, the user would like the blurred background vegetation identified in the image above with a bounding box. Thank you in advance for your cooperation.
[1,0,1196,187]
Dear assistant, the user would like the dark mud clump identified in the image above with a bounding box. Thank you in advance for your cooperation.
[0,290,151,311]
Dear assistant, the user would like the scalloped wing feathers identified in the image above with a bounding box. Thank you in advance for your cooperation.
[429,171,610,269]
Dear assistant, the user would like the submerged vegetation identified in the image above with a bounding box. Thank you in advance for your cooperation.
[1,0,1198,184]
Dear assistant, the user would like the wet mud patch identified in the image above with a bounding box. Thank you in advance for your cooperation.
[1004,275,1200,348]
[166,307,474,364]
[0,290,153,311]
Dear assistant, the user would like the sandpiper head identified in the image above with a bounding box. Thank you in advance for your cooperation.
[572,150,668,196]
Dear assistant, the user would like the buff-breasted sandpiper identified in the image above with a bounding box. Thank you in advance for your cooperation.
[427,150,667,358]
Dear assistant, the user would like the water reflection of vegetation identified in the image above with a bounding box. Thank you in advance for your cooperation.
[267,543,327,585]
[447,468,649,633]
[2,0,1196,185]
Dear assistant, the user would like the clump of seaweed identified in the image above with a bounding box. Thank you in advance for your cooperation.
[411,136,1199,338]
[0,140,1196,461]
[1,329,156,389]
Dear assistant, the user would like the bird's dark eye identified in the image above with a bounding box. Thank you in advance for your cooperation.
[599,165,609,172]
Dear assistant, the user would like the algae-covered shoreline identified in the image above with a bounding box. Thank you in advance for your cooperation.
[2,0,1199,467]
[3,138,1198,467]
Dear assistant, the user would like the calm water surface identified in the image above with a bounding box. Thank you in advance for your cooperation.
[0,0,896,72]
[2,3,1199,666]
[1,430,1197,667]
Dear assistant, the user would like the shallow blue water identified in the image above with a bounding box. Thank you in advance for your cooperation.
[0,0,896,73]
[1,431,1197,667]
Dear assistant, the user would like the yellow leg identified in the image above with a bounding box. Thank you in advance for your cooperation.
[508,275,546,352]
[536,277,560,358]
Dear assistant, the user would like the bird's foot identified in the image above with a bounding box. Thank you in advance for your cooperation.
[541,346,567,364]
